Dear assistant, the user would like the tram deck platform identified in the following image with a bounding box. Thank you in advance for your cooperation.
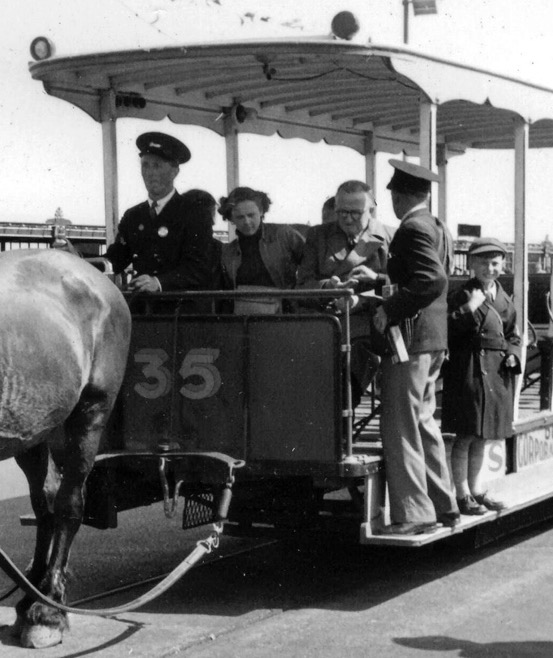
[351,377,548,547]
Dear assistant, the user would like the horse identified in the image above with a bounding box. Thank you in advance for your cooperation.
[0,249,131,648]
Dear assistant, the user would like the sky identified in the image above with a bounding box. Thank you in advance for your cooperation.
[2,0,553,241]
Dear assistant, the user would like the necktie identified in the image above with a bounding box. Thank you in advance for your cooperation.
[149,200,158,220]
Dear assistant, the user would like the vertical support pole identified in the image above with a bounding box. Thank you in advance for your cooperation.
[364,131,377,218]
[364,131,376,191]
[100,90,119,246]
[437,144,447,223]
[513,118,529,419]
[419,100,438,215]
[224,113,240,241]
[343,301,353,458]
[403,0,410,44]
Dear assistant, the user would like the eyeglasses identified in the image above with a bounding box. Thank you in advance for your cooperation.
[335,208,370,221]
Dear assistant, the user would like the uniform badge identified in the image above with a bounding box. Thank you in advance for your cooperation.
[158,226,169,238]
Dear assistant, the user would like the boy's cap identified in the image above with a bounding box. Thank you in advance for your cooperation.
[468,237,507,256]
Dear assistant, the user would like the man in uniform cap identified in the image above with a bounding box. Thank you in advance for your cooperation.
[373,159,459,535]
[106,131,213,293]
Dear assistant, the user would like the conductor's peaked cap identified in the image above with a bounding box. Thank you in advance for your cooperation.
[136,132,191,164]
[387,159,439,194]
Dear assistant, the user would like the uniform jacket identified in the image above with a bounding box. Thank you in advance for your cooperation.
[106,192,213,291]
[221,222,305,289]
[441,279,522,440]
[383,208,453,354]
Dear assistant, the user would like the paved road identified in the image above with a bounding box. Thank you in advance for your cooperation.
[1,496,553,656]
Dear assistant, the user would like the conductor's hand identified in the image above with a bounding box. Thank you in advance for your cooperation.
[466,288,486,312]
[335,295,360,313]
[129,274,161,292]
[324,275,349,290]
[373,305,388,334]
[348,264,379,283]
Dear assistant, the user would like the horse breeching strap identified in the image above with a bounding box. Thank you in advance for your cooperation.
[0,451,244,617]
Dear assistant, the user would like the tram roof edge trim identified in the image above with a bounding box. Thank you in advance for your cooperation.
[29,39,553,153]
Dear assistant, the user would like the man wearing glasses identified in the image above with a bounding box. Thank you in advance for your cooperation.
[297,180,395,407]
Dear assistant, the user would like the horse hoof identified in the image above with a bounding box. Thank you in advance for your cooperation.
[9,615,24,638]
[20,624,63,649]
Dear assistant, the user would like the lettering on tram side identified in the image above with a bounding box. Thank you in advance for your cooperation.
[516,425,553,471]
[133,347,222,400]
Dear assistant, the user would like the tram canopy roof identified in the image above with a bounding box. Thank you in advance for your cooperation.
[29,38,553,156]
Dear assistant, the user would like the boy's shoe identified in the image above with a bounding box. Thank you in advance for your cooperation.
[457,494,487,515]
[472,492,506,511]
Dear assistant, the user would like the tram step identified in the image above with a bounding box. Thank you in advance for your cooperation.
[19,514,37,526]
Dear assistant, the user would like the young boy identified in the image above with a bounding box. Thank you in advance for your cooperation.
[441,237,521,515]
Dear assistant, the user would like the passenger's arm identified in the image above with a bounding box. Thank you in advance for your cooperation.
[296,228,328,289]
[105,215,132,275]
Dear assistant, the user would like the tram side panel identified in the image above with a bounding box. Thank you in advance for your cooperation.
[84,314,344,527]
[121,315,342,463]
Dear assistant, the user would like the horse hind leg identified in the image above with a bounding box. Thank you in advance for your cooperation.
[12,442,61,639]
[19,387,112,649]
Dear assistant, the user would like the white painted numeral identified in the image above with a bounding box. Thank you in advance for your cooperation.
[133,348,172,399]
[179,348,222,400]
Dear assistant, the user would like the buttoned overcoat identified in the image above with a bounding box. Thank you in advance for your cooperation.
[441,278,522,439]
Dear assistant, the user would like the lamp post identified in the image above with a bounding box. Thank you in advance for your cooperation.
[403,0,438,44]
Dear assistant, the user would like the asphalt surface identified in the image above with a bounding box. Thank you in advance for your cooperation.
[1,496,553,656]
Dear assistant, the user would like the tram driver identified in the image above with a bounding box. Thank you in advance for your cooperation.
[297,180,395,408]
[105,132,213,294]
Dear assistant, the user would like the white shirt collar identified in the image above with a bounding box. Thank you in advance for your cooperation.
[149,188,176,215]
[401,201,428,221]
[485,282,497,300]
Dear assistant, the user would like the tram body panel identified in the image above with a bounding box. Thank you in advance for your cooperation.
[117,314,342,465]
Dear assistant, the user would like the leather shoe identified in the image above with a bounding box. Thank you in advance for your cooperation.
[473,492,506,511]
[457,494,486,515]
[438,511,461,528]
[379,522,438,536]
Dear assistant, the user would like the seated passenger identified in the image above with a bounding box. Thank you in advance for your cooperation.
[297,180,396,406]
[180,189,224,291]
[219,187,305,314]
[321,196,336,225]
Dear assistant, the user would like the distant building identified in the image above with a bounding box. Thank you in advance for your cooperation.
[0,221,229,255]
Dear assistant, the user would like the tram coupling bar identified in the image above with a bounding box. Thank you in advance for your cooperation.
[157,451,245,522]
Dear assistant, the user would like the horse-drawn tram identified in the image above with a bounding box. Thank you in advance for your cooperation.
[4,9,553,647]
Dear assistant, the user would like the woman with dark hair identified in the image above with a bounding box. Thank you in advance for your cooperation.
[219,186,305,313]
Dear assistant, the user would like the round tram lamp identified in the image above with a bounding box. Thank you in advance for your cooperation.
[30,37,54,61]
[331,11,360,41]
